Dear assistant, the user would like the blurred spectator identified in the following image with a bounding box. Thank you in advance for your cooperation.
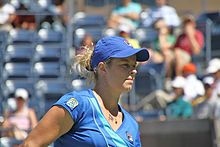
[151,18,176,79]
[160,76,192,120]
[11,4,36,30]
[37,0,51,11]
[182,63,205,102]
[118,24,141,48]
[10,0,33,9]
[2,88,38,140]
[39,15,65,31]
[141,0,180,28]
[0,0,15,31]
[206,58,220,103]
[173,15,204,76]
[38,0,66,31]
[147,64,204,110]
[108,0,142,31]
[192,76,216,119]
[76,34,94,55]
[48,0,65,15]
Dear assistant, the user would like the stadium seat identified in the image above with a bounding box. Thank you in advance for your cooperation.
[33,62,66,79]
[8,29,36,44]
[135,63,165,100]
[0,137,23,147]
[2,79,41,117]
[2,79,35,100]
[132,27,157,48]
[71,78,94,91]
[196,12,220,58]
[85,0,108,7]
[72,12,106,29]
[0,46,3,78]
[37,29,64,43]
[73,27,104,47]
[72,13,106,47]
[4,44,35,62]
[35,79,72,114]
[3,62,32,79]
[0,31,7,47]
[34,44,63,62]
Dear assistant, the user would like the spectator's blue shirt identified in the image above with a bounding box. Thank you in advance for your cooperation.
[165,96,192,119]
[113,2,142,28]
[53,89,141,147]
[113,2,141,15]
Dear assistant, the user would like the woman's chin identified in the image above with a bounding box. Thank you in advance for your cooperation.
[123,85,133,92]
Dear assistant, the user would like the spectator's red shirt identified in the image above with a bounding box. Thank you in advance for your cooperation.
[174,30,204,55]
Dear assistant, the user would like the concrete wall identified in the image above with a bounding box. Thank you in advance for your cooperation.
[169,0,220,17]
[139,119,217,147]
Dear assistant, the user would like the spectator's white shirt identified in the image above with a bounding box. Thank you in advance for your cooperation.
[194,78,220,120]
[0,3,15,24]
[210,79,220,103]
[142,5,180,27]
[193,99,216,119]
[183,74,205,102]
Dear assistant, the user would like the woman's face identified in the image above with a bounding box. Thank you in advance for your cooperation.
[122,0,130,6]
[155,19,169,35]
[173,87,184,98]
[16,97,26,109]
[105,55,137,93]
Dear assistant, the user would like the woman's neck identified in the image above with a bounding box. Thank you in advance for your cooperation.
[93,85,121,114]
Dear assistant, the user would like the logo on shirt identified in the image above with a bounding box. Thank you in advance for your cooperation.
[66,98,78,111]
[126,131,133,143]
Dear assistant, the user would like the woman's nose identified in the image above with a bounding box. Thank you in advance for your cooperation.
[130,69,137,75]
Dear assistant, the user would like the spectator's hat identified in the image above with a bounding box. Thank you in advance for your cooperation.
[171,76,185,88]
[118,24,131,34]
[91,36,149,69]
[203,76,214,85]
[206,58,220,74]
[15,88,28,100]
[182,63,197,74]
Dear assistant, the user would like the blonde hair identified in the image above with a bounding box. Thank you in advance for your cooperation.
[72,45,96,83]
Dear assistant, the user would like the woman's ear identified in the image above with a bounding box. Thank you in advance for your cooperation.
[97,62,107,73]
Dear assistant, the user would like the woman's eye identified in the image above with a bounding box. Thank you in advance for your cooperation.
[122,64,130,68]
[122,64,137,69]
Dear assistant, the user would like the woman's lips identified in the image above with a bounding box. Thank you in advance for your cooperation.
[126,76,134,81]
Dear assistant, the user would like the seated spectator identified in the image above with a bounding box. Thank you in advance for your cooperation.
[118,24,141,48]
[151,18,176,79]
[39,0,67,31]
[160,76,192,120]
[206,58,220,103]
[11,4,36,30]
[192,76,216,119]
[108,0,142,31]
[182,63,205,102]
[173,15,204,76]
[2,88,38,140]
[76,34,94,55]
[0,0,15,31]
[39,15,65,32]
[142,0,180,28]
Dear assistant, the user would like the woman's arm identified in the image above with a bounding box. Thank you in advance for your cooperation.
[20,106,74,147]
[29,108,38,129]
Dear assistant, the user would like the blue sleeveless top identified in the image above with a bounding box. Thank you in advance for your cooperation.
[53,89,141,147]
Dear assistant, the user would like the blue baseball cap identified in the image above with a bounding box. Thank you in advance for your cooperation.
[91,36,149,69]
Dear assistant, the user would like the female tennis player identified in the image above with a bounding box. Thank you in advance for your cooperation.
[20,36,149,147]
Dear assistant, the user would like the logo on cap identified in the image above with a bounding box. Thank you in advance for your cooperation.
[124,40,132,47]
